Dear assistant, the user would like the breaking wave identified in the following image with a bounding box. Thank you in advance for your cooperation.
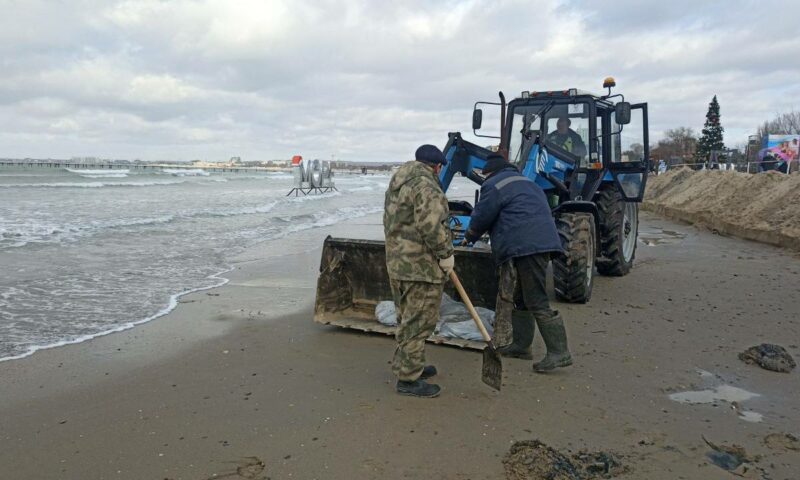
[0,180,188,188]
[162,168,210,177]
[65,168,130,178]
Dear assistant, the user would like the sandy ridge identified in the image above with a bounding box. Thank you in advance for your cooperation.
[643,169,800,250]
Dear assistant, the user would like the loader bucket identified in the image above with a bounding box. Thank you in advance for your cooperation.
[313,236,498,349]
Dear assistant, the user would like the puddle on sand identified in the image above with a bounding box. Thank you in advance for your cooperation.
[669,385,760,404]
[639,227,686,246]
[738,411,764,423]
[669,371,764,422]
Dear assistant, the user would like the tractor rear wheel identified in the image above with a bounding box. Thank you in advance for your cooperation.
[596,186,638,276]
[553,213,595,304]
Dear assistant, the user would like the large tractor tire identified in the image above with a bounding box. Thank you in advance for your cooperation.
[553,212,595,304]
[595,186,639,276]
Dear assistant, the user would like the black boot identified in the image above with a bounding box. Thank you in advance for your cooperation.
[532,311,573,373]
[419,365,437,380]
[396,379,441,398]
[497,310,534,360]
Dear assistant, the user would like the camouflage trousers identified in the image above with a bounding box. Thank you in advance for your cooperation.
[389,279,443,381]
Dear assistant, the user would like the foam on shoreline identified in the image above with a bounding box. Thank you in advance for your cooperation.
[0,268,232,363]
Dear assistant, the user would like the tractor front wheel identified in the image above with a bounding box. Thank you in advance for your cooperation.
[553,212,595,304]
[596,186,638,276]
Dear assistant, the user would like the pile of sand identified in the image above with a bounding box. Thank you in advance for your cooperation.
[644,169,800,250]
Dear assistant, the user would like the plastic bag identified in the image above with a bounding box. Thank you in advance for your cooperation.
[374,293,495,341]
[375,301,398,326]
[438,320,494,341]
[436,293,495,341]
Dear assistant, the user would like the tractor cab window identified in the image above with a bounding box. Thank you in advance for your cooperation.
[608,103,649,200]
[507,101,590,168]
[508,107,542,166]
[619,109,646,163]
[544,104,589,163]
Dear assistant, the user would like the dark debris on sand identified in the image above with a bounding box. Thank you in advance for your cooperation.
[739,343,796,373]
[503,440,628,480]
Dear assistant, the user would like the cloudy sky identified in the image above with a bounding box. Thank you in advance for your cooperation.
[1,0,798,162]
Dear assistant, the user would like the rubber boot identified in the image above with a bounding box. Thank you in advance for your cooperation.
[532,311,573,373]
[396,379,441,398]
[497,310,534,360]
[419,365,437,380]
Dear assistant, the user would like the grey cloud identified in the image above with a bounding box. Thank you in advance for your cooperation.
[0,0,798,161]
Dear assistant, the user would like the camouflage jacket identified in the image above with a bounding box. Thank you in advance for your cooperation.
[384,161,453,283]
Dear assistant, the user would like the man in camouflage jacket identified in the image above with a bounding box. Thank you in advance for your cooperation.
[384,144,454,398]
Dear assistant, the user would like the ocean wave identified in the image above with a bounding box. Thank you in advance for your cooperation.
[287,190,342,202]
[0,202,383,362]
[269,204,383,240]
[192,201,279,218]
[65,168,129,178]
[0,180,187,188]
[0,201,283,248]
[0,215,177,247]
[162,168,209,177]
[0,268,232,363]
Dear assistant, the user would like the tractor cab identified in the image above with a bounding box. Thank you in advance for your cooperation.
[457,82,649,205]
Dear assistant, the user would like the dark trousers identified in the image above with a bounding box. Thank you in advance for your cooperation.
[513,253,553,317]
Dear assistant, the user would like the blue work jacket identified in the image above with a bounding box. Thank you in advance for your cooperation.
[465,165,563,265]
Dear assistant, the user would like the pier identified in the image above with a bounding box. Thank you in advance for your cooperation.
[0,160,286,174]
[0,159,391,175]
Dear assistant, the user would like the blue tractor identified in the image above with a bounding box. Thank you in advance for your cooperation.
[440,78,649,303]
[313,78,649,345]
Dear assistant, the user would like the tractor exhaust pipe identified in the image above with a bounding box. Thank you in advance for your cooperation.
[498,91,508,160]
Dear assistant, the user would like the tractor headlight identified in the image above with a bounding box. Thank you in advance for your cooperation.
[521,91,530,99]
[568,88,578,97]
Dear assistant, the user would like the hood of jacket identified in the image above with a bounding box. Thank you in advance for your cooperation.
[388,160,438,192]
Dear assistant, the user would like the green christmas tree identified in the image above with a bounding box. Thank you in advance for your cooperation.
[694,95,725,164]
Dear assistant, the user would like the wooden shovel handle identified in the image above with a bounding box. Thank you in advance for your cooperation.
[449,270,493,343]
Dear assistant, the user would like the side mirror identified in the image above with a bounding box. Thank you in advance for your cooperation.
[472,108,483,130]
[615,102,631,125]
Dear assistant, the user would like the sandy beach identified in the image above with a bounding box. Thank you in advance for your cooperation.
[2,211,799,479]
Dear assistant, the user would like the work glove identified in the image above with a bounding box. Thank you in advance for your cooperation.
[438,255,455,275]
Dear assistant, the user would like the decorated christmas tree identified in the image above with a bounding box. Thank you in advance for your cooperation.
[695,95,725,164]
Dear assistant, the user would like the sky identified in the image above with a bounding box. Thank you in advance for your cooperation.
[1,0,798,163]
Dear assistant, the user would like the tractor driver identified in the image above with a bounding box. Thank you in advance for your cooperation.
[547,117,587,159]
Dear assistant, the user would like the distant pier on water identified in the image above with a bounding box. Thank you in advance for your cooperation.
[0,159,281,174]
[0,159,393,175]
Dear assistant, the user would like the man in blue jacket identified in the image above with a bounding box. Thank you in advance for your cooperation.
[463,153,573,373]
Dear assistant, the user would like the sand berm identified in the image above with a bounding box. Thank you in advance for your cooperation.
[644,169,800,250]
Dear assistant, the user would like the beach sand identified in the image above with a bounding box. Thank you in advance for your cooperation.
[1,212,799,479]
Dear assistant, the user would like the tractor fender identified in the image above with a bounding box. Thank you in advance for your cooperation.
[552,201,601,257]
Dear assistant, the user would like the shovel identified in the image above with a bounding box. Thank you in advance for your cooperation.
[449,270,502,391]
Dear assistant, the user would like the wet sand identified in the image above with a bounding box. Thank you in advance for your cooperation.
[1,212,799,479]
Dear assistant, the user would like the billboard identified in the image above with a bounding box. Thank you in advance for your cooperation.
[759,134,799,172]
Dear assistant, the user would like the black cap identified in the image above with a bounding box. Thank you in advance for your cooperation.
[482,153,508,176]
[415,144,447,166]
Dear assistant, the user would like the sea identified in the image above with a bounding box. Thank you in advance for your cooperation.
[0,166,398,362]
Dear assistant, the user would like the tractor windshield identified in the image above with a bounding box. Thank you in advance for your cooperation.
[508,101,591,167]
